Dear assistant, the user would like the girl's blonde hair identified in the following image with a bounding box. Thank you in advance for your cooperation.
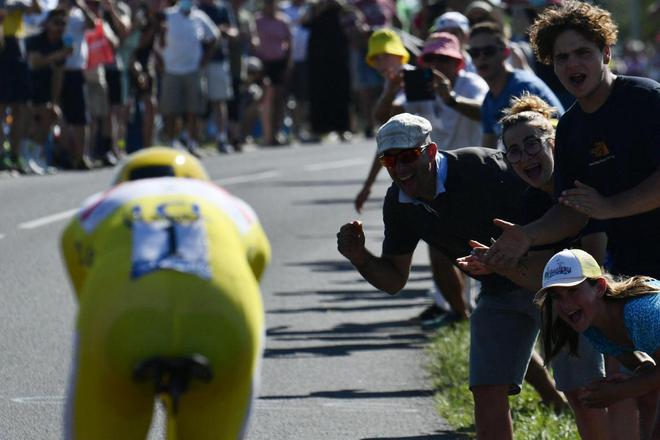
[499,92,557,146]
[541,275,659,363]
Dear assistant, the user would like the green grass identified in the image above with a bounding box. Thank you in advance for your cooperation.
[426,321,580,439]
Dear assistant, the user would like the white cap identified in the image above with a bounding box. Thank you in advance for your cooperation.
[430,11,469,35]
[534,249,603,305]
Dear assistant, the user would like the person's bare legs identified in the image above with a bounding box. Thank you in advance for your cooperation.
[164,114,177,144]
[638,389,660,440]
[142,96,156,147]
[185,112,200,145]
[261,83,274,144]
[472,384,513,440]
[606,357,640,440]
[271,83,286,142]
[428,247,467,318]
[564,390,610,440]
[9,103,27,159]
[524,351,567,410]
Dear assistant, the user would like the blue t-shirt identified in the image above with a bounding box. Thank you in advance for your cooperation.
[481,69,565,138]
[583,283,660,357]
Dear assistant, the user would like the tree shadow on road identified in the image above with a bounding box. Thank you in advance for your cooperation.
[259,389,434,400]
[361,430,473,440]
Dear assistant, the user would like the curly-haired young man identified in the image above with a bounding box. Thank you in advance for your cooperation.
[484,0,660,279]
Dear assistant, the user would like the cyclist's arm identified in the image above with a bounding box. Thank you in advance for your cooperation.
[245,222,271,282]
[60,218,88,298]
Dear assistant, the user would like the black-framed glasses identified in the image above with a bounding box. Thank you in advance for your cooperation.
[379,145,428,168]
[466,45,500,59]
[505,137,546,164]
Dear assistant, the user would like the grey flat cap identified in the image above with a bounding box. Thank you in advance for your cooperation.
[376,113,432,156]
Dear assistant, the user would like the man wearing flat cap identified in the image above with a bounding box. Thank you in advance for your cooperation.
[336,113,603,439]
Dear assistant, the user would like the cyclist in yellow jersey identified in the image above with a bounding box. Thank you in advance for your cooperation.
[60,147,270,439]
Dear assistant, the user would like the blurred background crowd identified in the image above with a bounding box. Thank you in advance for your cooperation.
[0,0,659,175]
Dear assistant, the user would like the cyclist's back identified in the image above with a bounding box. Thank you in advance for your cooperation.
[61,160,270,439]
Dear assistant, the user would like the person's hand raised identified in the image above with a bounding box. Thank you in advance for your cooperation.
[337,220,367,266]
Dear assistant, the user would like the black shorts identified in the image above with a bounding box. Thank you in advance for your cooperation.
[61,70,88,125]
[29,75,53,104]
[288,61,308,101]
[105,67,122,106]
[262,59,288,86]
[0,38,30,104]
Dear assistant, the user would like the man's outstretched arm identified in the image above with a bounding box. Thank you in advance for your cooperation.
[481,204,588,269]
[337,220,412,294]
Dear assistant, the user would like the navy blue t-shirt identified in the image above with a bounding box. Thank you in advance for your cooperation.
[198,1,235,62]
[554,75,660,277]
[25,31,64,103]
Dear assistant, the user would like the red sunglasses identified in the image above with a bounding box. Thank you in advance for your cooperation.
[379,145,428,168]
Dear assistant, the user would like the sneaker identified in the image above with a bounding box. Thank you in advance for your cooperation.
[416,304,448,325]
[421,311,464,330]
[186,140,202,158]
[103,151,119,166]
[216,139,233,154]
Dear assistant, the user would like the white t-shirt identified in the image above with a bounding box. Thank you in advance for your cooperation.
[398,69,488,149]
[161,6,219,75]
[64,7,88,70]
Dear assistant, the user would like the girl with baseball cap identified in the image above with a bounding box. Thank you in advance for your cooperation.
[536,248,660,439]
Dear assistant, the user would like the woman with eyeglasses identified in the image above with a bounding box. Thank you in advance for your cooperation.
[459,92,616,439]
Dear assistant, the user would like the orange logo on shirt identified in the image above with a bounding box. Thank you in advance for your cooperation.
[590,141,610,158]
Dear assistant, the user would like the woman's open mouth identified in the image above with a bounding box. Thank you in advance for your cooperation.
[523,163,542,181]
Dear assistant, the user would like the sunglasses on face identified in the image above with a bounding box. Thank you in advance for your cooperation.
[505,137,545,164]
[424,55,453,64]
[466,45,500,59]
[379,145,428,169]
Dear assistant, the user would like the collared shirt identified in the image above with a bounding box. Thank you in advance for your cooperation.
[398,152,448,216]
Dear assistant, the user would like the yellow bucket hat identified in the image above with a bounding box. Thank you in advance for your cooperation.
[366,28,410,68]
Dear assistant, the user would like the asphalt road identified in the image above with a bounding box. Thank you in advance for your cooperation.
[0,139,461,439]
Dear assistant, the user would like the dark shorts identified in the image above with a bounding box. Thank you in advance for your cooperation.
[262,59,288,86]
[288,61,308,101]
[0,38,30,104]
[29,75,53,105]
[61,70,88,125]
[105,67,122,106]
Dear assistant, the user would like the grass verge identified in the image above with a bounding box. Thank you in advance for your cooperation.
[426,321,580,439]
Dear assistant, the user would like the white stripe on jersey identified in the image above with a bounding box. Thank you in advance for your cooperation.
[77,178,259,234]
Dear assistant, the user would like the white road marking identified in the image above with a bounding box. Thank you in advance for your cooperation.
[0,233,5,240]
[11,396,64,404]
[18,208,78,230]
[214,170,280,186]
[304,158,368,172]
[255,399,420,413]
[14,161,359,232]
